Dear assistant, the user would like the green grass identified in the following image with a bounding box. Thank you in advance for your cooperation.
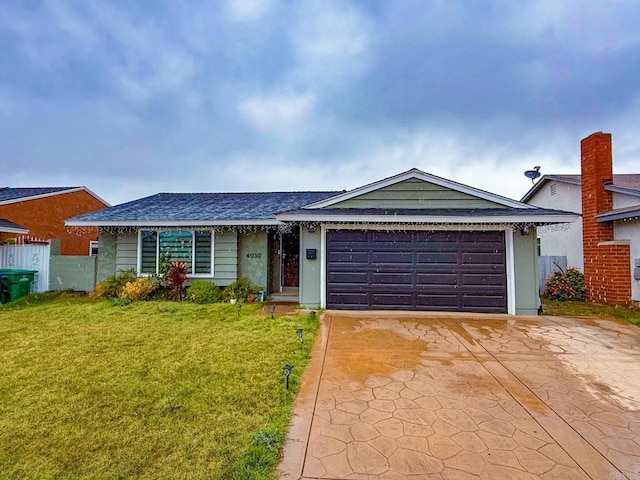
[542,298,640,326]
[0,293,318,479]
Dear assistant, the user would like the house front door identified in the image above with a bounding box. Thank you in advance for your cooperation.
[281,227,299,288]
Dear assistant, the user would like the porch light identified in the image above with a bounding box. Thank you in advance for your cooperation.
[296,328,304,343]
[269,305,276,318]
[283,364,294,389]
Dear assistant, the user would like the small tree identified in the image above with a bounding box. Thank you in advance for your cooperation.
[167,261,189,301]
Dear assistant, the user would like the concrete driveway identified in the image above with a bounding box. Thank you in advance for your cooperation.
[279,311,640,479]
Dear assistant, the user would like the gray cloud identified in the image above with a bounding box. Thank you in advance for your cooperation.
[1,0,639,204]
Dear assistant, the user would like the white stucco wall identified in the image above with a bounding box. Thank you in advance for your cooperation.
[527,181,584,271]
[612,192,640,209]
[614,218,640,302]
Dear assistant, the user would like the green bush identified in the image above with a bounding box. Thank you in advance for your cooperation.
[224,275,259,302]
[543,267,585,301]
[92,269,137,299]
[187,280,222,304]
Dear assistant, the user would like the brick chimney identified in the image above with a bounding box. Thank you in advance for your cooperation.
[580,132,631,305]
[581,132,614,243]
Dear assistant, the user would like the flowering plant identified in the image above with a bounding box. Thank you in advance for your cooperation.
[543,267,585,301]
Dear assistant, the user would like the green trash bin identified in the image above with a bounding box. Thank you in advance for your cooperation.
[0,269,37,303]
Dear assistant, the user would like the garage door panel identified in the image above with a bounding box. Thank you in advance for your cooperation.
[463,252,506,264]
[416,252,458,264]
[463,295,507,308]
[328,292,369,306]
[371,231,413,243]
[416,273,457,285]
[372,251,413,263]
[371,272,413,284]
[415,294,458,307]
[328,251,370,264]
[328,271,369,284]
[326,230,507,312]
[372,293,414,306]
[462,273,505,286]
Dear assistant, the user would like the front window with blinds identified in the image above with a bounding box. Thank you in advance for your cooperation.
[139,230,214,275]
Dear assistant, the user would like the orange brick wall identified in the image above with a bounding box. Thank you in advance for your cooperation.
[580,132,632,305]
[0,190,107,256]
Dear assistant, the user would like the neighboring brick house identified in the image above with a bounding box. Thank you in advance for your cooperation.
[522,132,640,306]
[0,187,109,255]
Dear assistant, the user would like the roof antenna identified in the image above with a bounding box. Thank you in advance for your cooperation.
[524,166,541,183]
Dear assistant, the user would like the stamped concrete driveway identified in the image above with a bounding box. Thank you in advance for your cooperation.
[279,311,640,480]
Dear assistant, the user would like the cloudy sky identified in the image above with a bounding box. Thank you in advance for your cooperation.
[2,0,640,206]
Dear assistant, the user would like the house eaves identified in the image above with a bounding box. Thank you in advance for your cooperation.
[596,205,640,223]
[604,185,640,197]
[304,168,534,210]
[0,218,29,234]
[276,208,579,225]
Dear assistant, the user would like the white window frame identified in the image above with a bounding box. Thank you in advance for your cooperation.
[137,230,215,277]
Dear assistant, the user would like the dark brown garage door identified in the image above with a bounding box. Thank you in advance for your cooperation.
[326,230,507,312]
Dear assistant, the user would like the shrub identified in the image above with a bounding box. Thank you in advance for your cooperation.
[122,277,155,301]
[187,280,222,304]
[224,275,259,302]
[92,269,137,299]
[167,261,189,301]
[543,267,585,301]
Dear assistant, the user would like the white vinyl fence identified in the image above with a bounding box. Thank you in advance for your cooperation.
[0,244,51,293]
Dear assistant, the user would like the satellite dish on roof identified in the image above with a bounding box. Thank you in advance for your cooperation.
[524,166,541,183]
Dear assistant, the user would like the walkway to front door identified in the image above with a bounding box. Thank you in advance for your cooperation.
[279,311,640,479]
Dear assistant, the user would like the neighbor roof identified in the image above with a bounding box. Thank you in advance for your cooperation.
[0,186,110,206]
[521,174,640,202]
[66,191,342,227]
[596,205,640,223]
[0,218,29,234]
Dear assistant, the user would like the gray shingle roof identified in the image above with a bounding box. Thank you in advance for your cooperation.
[0,187,78,203]
[0,218,29,232]
[521,174,640,202]
[68,191,343,224]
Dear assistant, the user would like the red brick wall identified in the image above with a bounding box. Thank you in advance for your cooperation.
[0,190,107,256]
[581,132,631,305]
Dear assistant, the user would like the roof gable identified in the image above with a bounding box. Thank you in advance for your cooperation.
[304,169,532,210]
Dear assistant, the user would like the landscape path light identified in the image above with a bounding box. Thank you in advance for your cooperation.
[296,328,304,343]
[282,364,294,389]
[269,305,276,319]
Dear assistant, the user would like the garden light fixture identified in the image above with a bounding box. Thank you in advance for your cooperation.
[236,303,242,317]
[283,364,294,389]
[269,305,276,318]
[296,328,304,343]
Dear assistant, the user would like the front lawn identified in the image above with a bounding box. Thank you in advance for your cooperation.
[0,293,317,479]
[542,298,640,326]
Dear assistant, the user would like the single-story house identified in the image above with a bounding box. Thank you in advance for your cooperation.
[0,218,29,237]
[0,187,110,255]
[67,169,577,315]
[522,132,640,306]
